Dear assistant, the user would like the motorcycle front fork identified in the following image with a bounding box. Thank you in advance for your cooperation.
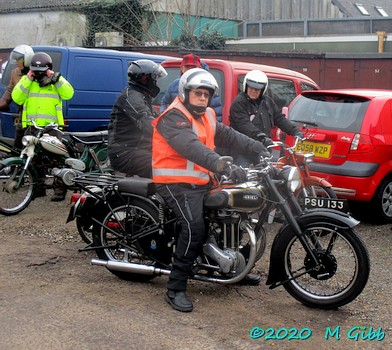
[265,175,321,267]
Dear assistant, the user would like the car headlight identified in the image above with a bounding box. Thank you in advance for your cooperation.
[282,166,302,193]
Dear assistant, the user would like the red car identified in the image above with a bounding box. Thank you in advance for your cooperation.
[287,89,392,222]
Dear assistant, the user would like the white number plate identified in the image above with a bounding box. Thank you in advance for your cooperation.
[303,197,349,212]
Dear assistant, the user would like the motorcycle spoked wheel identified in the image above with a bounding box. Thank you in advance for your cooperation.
[92,198,170,282]
[279,223,369,309]
[0,163,35,216]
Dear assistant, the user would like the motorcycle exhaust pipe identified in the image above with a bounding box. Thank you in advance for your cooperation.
[91,258,171,276]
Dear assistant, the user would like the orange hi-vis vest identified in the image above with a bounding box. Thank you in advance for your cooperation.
[152,98,217,185]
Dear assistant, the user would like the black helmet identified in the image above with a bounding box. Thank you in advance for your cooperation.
[127,59,167,98]
[30,52,53,71]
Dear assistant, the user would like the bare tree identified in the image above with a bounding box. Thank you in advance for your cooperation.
[83,0,229,48]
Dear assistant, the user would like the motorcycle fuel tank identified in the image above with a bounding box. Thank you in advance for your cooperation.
[40,134,69,156]
[204,182,268,212]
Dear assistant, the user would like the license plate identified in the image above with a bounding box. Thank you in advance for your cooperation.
[295,141,331,158]
[303,197,349,213]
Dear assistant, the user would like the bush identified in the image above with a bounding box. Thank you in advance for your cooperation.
[171,30,226,50]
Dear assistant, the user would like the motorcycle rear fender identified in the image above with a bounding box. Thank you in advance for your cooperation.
[266,209,359,286]
[67,191,161,224]
[66,192,102,223]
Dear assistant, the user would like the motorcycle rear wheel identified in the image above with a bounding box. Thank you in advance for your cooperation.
[92,198,164,282]
[279,224,369,309]
[0,163,35,215]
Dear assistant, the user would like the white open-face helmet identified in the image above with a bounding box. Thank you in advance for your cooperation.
[10,45,34,68]
[178,68,218,105]
[243,70,268,95]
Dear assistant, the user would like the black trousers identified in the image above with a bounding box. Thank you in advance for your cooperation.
[156,183,209,292]
[109,147,152,178]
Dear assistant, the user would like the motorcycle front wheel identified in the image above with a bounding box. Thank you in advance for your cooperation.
[279,223,369,309]
[0,163,35,215]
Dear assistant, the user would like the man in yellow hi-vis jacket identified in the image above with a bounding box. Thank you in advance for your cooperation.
[12,51,74,201]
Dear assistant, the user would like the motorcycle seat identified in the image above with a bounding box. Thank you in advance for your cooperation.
[66,130,108,145]
[117,177,155,197]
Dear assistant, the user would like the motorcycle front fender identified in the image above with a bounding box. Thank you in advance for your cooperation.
[0,156,25,167]
[303,175,333,188]
[0,156,39,180]
[266,209,359,287]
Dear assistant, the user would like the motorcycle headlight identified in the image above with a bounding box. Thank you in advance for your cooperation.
[282,166,302,193]
[21,135,36,147]
[21,136,29,146]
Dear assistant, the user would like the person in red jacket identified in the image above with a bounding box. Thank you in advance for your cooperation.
[152,68,269,312]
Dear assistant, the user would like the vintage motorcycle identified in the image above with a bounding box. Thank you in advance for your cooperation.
[0,120,110,215]
[67,144,370,310]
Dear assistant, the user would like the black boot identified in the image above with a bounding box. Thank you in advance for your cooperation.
[165,290,193,312]
[237,273,261,286]
[51,177,66,202]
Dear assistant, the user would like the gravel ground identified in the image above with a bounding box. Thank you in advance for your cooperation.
[0,192,391,349]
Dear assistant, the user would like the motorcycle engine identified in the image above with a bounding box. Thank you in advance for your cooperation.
[52,168,83,187]
[203,240,246,275]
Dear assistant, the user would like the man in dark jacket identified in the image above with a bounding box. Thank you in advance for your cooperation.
[229,69,303,166]
[108,59,167,178]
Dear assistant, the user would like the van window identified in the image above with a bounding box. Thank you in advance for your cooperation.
[237,75,296,110]
[301,82,318,92]
[70,56,126,91]
[268,78,296,110]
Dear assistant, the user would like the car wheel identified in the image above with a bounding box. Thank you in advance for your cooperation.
[372,176,392,222]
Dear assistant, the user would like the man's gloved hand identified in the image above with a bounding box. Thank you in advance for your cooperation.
[39,72,61,87]
[294,130,305,139]
[254,141,271,160]
[226,164,247,183]
[216,156,247,183]
[263,137,274,148]
[0,98,9,112]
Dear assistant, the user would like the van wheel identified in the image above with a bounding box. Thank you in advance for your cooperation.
[372,176,392,222]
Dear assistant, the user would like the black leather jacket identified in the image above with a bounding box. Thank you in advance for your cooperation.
[229,92,299,139]
[108,85,155,152]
